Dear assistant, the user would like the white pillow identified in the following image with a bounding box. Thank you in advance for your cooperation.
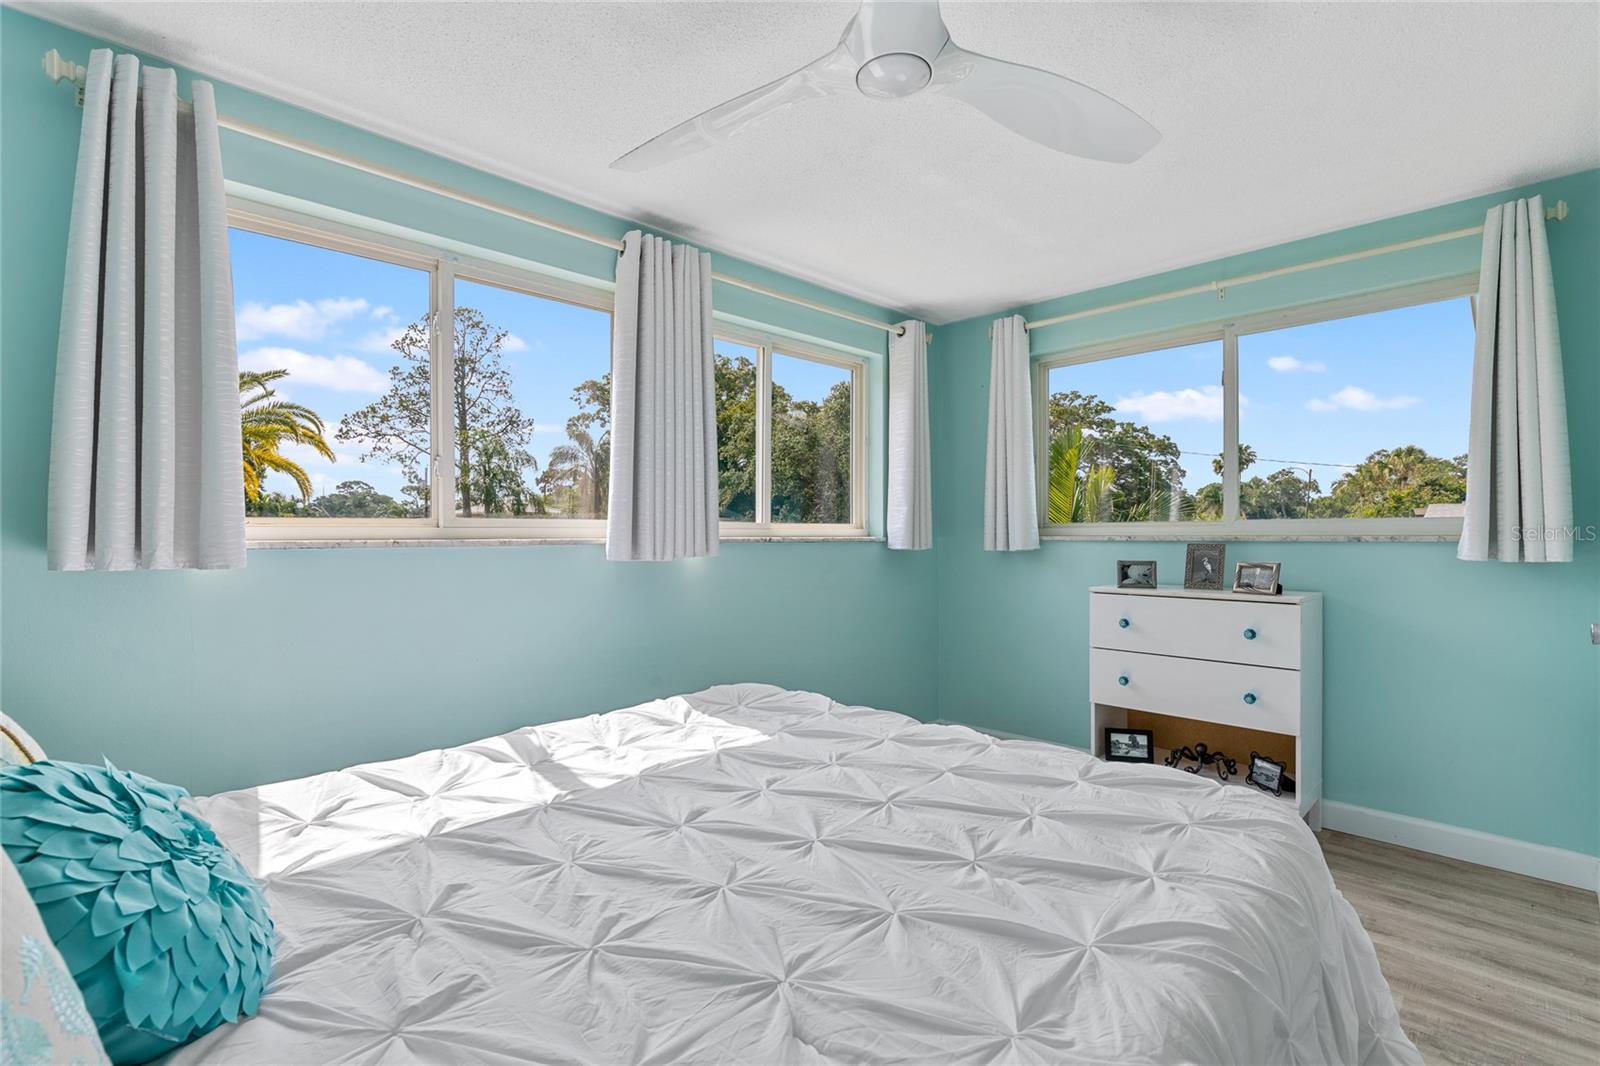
[0,713,44,767]
[1,850,109,1064]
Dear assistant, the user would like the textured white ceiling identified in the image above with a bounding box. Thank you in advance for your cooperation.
[21,1,1600,323]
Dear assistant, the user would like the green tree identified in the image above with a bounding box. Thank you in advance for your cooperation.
[240,368,335,509]
[1189,482,1225,521]
[1241,467,1321,519]
[308,480,409,518]
[1323,445,1465,517]
[772,378,851,523]
[338,308,536,517]
[1046,426,1114,523]
[714,353,758,520]
[247,491,307,517]
[1212,443,1258,478]
[546,354,766,523]
[1047,389,1186,522]
[538,376,610,518]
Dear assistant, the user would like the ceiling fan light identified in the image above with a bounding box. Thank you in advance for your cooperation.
[855,53,932,99]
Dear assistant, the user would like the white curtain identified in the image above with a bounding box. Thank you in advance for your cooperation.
[1458,195,1573,563]
[887,320,932,550]
[984,314,1039,551]
[606,230,718,561]
[48,51,243,571]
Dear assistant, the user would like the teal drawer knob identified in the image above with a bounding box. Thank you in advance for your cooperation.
[1118,617,1131,629]
[1242,627,1257,640]
[1242,692,1258,705]
[1118,674,1130,687]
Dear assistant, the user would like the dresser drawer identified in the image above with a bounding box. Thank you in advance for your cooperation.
[1090,592,1301,669]
[1089,648,1301,735]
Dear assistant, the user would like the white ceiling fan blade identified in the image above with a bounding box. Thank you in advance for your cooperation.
[611,47,856,172]
[930,45,1160,164]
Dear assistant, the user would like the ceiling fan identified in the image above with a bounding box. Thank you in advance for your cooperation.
[611,0,1160,171]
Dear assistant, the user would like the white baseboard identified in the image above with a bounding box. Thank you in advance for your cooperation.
[1321,800,1599,894]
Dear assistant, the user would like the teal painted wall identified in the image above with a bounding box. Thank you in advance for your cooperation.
[0,9,936,795]
[930,169,1600,857]
[3,8,1595,858]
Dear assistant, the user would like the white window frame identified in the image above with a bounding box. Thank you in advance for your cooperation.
[233,204,868,544]
[712,324,869,539]
[1034,275,1478,541]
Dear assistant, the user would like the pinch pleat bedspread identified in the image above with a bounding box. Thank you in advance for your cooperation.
[174,685,1420,1065]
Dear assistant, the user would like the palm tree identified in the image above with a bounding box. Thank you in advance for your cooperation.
[1212,443,1258,478]
[239,369,334,503]
[1046,426,1114,524]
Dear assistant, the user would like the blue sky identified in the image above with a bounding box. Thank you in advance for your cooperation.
[232,228,855,505]
[236,225,1462,508]
[1047,297,1474,493]
[233,228,430,500]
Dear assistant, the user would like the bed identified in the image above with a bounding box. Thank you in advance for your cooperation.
[170,684,1420,1064]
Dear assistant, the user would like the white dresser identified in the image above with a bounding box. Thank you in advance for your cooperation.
[1088,585,1323,825]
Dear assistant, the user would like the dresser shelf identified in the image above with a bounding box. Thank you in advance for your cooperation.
[1089,585,1323,827]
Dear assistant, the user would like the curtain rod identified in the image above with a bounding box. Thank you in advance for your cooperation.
[42,48,912,340]
[1018,200,1569,334]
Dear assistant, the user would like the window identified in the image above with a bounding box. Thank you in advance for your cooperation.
[231,226,432,519]
[715,340,759,522]
[1042,340,1223,524]
[771,351,854,525]
[716,335,866,533]
[1237,295,1473,521]
[236,205,867,541]
[449,276,612,520]
[1036,278,1476,537]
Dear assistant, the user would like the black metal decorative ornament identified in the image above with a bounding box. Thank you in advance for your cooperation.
[1164,743,1237,781]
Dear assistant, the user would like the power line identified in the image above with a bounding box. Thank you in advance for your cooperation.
[1176,449,1358,470]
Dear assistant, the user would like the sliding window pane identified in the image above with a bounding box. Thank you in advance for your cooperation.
[230,227,430,518]
[770,352,852,524]
[1237,296,1473,519]
[1043,340,1223,523]
[715,340,758,521]
[452,278,612,519]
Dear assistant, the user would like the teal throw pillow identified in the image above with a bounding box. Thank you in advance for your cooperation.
[0,760,273,1064]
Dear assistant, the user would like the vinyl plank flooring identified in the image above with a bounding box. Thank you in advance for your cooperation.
[1318,829,1600,1066]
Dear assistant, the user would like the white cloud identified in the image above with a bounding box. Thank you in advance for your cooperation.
[236,297,370,342]
[275,441,360,468]
[356,327,406,354]
[240,347,389,392]
[369,305,394,321]
[1113,384,1223,422]
[1267,355,1326,373]
[501,333,530,353]
[1306,386,1419,413]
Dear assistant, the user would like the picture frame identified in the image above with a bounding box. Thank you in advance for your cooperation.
[1183,543,1226,590]
[1103,728,1154,763]
[1115,560,1157,589]
[1246,752,1291,797]
[1232,561,1282,596]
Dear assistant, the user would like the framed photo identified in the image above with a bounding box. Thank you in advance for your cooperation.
[1232,561,1282,596]
[1246,752,1289,796]
[1103,728,1154,763]
[1183,543,1226,590]
[1116,560,1157,589]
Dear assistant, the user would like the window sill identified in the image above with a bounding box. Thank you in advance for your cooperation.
[1041,532,1460,543]
[1040,519,1461,543]
[247,535,885,550]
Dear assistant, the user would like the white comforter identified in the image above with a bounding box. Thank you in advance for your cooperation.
[172,684,1419,1065]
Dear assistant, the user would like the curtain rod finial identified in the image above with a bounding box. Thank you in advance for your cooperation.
[1549,200,1569,222]
[42,49,85,86]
